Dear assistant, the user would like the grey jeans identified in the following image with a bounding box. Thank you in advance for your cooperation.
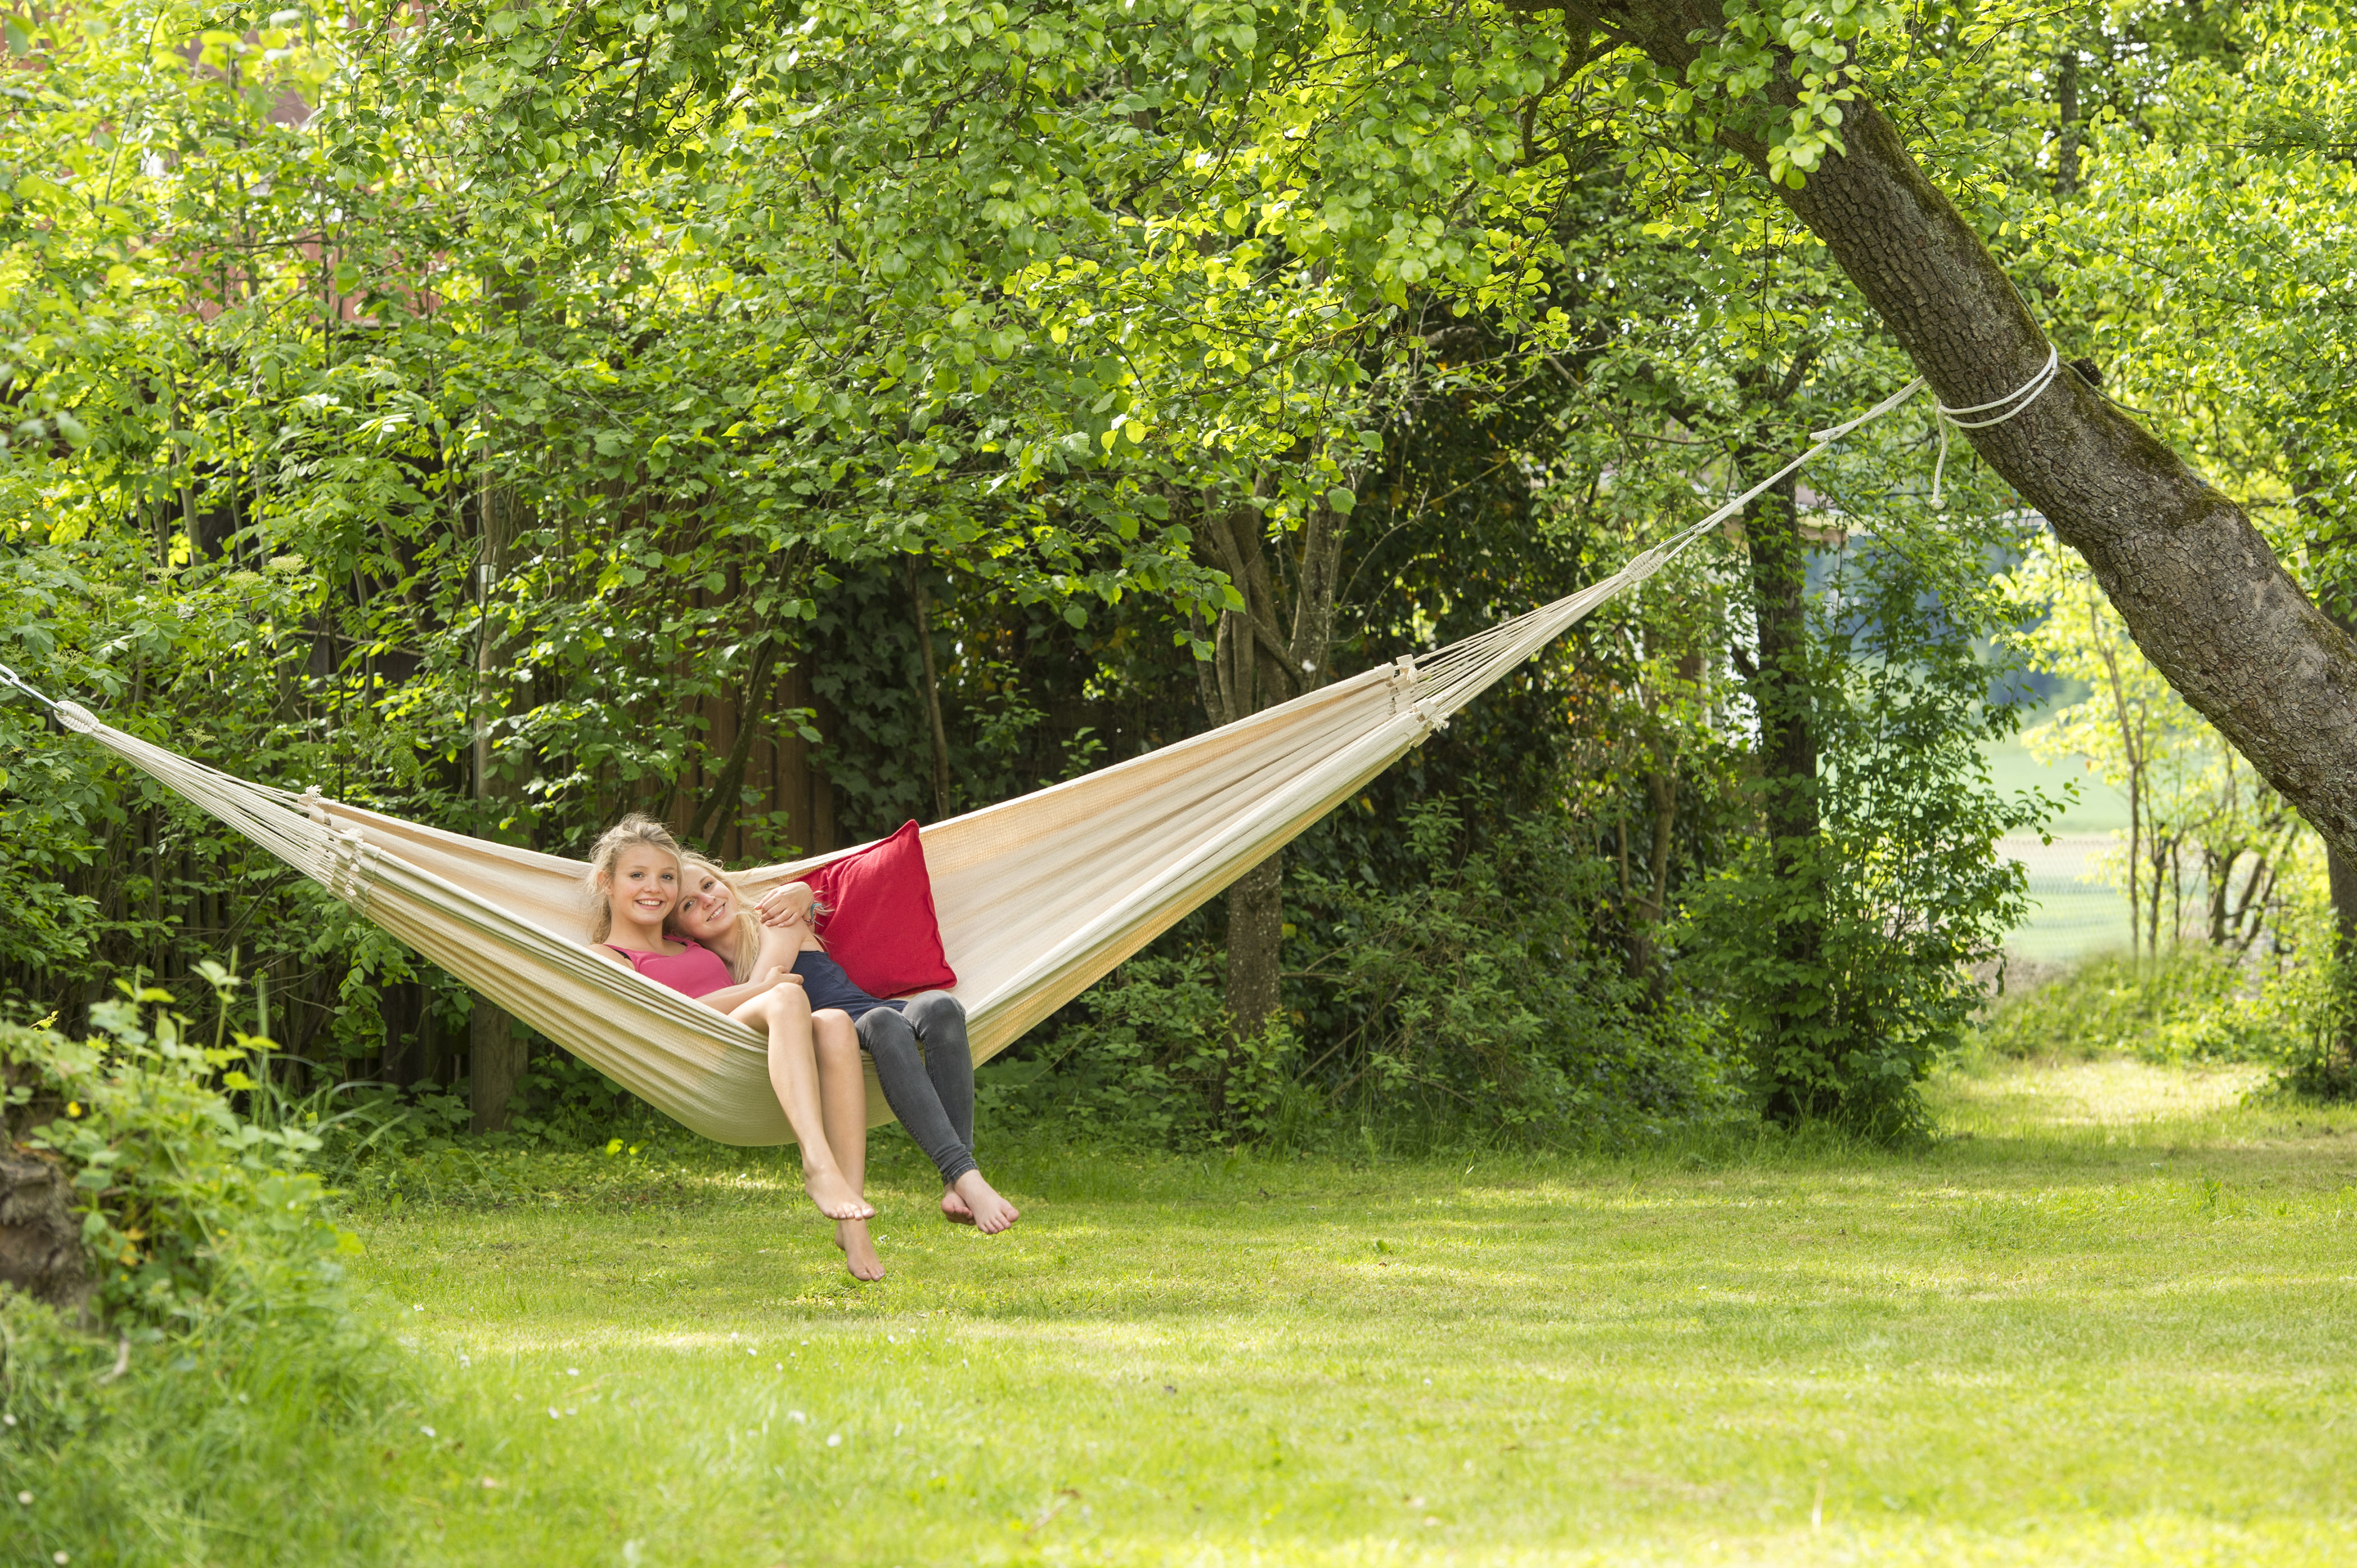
[856,992,978,1186]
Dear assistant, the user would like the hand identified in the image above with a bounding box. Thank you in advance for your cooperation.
[755,882,816,930]
[757,964,804,988]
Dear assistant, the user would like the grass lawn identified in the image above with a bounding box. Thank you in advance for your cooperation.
[316,1056,2357,1566]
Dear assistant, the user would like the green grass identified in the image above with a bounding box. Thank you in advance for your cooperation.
[1984,734,2126,833]
[231,1060,2357,1567]
[20,1058,2355,1565]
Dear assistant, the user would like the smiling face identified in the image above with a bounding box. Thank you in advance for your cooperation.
[673,868,736,945]
[602,845,680,929]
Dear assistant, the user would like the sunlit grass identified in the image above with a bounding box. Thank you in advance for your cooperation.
[289,1060,2357,1567]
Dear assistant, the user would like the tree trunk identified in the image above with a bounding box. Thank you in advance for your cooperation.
[469,999,523,1134]
[2332,848,2357,1078]
[1192,486,1347,1037]
[1224,856,1285,1038]
[1606,2,2357,864]
[0,1152,92,1318]
[1740,470,1824,1123]
[468,433,528,1130]
[2055,48,2081,196]
[906,556,954,821]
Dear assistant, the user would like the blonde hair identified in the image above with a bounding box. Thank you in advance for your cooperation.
[583,814,683,943]
[673,854,762,981]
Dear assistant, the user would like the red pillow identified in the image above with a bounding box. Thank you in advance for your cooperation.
[803,821,957,998]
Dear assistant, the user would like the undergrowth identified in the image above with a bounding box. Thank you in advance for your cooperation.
[0,983,412,1566]
[1978,944,2328,1070]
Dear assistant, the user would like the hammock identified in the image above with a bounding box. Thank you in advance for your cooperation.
[9,374,1947,1145]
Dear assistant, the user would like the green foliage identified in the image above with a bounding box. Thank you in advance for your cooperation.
[986,952,1299,1150]
[1289,796,1736,1142]
[1691,543,2047,1139]
[1013,795,1739,1150]
[0,991,407,1566]
[1980,948,2323,1068]
[1,989,356,1333]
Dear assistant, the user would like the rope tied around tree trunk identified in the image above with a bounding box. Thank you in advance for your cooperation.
[1931,345,2061,507]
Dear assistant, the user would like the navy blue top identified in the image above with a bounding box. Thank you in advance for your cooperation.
[792,949,904,1021]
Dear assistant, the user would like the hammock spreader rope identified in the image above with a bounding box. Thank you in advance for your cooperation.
[1,361,2021,1144]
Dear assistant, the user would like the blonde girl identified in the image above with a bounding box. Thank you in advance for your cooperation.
[670,853,884,1280]
[675,854,1020,1239]
[581,815,873,1232]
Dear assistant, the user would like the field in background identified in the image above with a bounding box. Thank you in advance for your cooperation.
[309,1058,2357,1566]
[1987,732,2134,962]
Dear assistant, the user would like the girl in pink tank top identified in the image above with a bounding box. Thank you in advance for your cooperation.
[604,938,734,999]
[578,816,879,1269]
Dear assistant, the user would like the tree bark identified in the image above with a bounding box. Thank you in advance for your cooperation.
[2055,48,2081,196]
[469,999,523,1134]
[0,1152,92,1318]
[906,556,954,821]
[1602,1,2357,863]
[1738,469,1824,1122]
[1192,486,1347,1036]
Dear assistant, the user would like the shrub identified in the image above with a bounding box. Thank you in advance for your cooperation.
[1006,796,1740,1150]
[1288,797,1736,1142]
[986,951,1298,1148]
[0,985,410,1565]
[1979,941,2335,1070]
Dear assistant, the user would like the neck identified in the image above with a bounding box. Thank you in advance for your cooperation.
[608,910,669,949]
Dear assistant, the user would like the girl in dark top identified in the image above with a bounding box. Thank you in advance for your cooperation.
[672,856,1020,1256]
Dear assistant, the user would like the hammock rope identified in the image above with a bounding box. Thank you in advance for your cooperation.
[0,364,1990,1145]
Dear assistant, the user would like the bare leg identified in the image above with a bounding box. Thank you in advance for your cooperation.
[814,1009,882,1281]
[733,986,871,1221]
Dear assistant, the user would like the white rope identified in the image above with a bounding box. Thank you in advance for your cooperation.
[0,663,63,712]
[1932,345,2059,506]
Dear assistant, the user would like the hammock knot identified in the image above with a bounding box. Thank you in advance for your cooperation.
[323,825,373,911]
[1387,654,1420,716]
[54,702,99,735]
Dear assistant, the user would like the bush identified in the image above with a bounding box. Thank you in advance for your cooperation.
[1979,943,2332,1068]
[985,951,1298,1148]
[1288,797,1736,1143]
[0,985,411,1565]
[1006,797,1740,1150]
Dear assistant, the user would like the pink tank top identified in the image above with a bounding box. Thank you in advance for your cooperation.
[607,939,735,1000]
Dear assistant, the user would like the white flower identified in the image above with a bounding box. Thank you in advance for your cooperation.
[826,1433,843,1448]
[420,1426,436,1438]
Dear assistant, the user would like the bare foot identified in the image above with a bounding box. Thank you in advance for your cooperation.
[804,1166,875,1221]
[835,1218,884,1282]
[950,1170,1019,1235]
[940,1186,975,1225]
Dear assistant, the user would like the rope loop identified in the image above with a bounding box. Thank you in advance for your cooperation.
[1931,346,2059,506]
